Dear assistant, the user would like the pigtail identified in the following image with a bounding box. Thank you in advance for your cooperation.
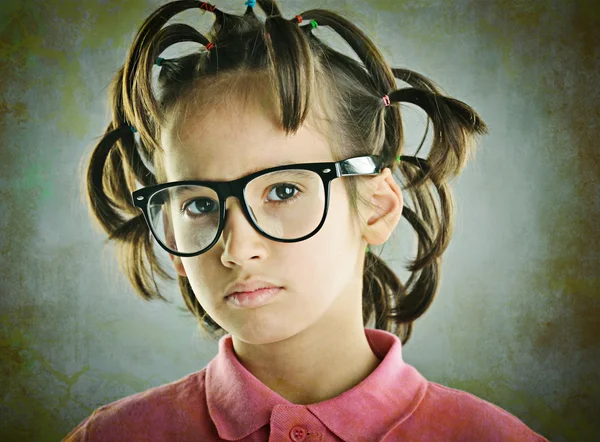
[84,63,172,304]
[362,72,488,342]
[121,1,225,151]
[85,122,132,234]
[388,86,487,185]
[255,0,282,17]
[262,16,314,133]
[88,67,152,234]
[294,9,402,163]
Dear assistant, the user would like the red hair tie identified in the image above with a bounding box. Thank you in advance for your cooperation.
[295,15,303,23]
[199,2,216,12]
[206,42,214,51]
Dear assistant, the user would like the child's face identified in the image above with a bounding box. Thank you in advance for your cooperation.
[160,100,371,344]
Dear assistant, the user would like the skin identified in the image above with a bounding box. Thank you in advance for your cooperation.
[161,98,403,405]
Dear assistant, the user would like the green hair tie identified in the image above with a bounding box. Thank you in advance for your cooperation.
[310,20,318,29]
[366,245,370,253]
[155,57,164,66]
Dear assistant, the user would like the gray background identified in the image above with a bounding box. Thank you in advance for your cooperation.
[0,0,598,440]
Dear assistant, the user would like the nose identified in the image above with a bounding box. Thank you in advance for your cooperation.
[222,196,253,232]
[219,196,264,264]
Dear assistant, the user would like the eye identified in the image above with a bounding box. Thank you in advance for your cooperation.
[183,198,218,215]
[266,183,300,203]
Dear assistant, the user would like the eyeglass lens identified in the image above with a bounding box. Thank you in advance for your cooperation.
[146,169,326,255]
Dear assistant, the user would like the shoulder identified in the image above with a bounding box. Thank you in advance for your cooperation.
[406,381,548,441]
[62,370,215,442]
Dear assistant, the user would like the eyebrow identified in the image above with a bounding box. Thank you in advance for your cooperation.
[177,160,302,182]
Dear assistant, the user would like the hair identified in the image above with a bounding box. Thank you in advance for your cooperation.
[83,0,488,346]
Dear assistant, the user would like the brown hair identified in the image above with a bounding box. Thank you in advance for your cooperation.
[82,0,487,346]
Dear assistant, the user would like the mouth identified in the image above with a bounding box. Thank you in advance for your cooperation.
[225,287,283,308]
[226,286,281,296]
[224,280,282,298]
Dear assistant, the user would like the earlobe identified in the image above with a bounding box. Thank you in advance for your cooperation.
[363,168,403,246]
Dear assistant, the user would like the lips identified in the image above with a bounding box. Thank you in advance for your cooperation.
[225,279,281,298]
[225,287,282,308]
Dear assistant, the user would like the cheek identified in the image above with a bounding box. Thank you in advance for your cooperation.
[287,189,354,272]
[322,182,357,247]
[180,256,217,292]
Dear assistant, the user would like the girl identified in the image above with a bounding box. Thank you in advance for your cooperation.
[65,0,549,440]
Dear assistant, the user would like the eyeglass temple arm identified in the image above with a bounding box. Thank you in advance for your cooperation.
[337,155,382,177]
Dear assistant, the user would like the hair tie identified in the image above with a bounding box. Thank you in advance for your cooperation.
[155,57,164,66]
[382,95,391,107]
[310,20,318,29]
[245,0,256,7]
[295,15,303,23]
[397,155,402,163]
[205,42,214,51]
[199,2,216,12]
[129,125,137,133]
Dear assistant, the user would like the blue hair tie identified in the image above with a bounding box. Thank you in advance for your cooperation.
[245,0,256,7]
[130,125,137,133]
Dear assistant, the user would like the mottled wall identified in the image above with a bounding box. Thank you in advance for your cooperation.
[0,0,598,441]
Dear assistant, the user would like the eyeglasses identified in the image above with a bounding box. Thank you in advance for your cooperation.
[131,155,383,257]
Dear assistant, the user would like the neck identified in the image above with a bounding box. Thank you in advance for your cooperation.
[231,319,381,405]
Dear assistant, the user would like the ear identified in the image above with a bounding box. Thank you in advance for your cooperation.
[163,208,188,278]
[362,167,403,246]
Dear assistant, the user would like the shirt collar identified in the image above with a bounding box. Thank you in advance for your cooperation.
[205,327,428,441]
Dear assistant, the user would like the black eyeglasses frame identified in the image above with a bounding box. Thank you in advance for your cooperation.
[131,155,383,257]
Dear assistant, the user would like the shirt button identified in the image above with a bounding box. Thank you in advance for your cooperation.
[289,426,307,441]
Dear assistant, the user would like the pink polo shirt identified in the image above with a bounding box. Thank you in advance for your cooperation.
[63,328,549,441]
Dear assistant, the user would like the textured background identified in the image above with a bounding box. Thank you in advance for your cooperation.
[1,0,598,441]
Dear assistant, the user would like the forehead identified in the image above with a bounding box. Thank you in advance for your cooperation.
[160,103,334,182]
